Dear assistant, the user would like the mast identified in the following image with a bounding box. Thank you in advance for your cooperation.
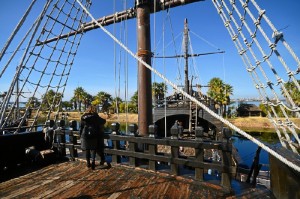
[136,0,152,136]
[184,18,189,95]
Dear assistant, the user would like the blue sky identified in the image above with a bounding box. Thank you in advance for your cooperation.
[0,0,300,101]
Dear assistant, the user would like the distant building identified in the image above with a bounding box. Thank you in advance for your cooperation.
[237,104,264,117]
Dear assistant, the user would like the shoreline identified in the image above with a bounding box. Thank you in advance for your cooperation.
[63,112,300,133]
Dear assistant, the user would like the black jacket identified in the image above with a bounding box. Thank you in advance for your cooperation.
[80,113,106,150]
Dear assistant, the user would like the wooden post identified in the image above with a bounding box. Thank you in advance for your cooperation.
[136,0,152,136]
[170,124,179,175]
[246,146,262,184]
[129,139,137,167]
[54,128,66,157]
[68,131,78,160]
[68,121,78,160]
[112,138,121,163]
[148,144,157,171]
[111,123,121,163]
[148,124,157,171]
[221,135,232,190]
[195,127,204,180]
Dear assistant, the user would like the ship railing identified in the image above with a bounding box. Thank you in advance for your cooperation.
[51,122,234,191]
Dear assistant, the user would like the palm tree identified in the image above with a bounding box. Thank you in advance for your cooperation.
[41,89,62,111]
[73,87,85,112]
[207,77,233,116]
[70,97,77,110]
[26,96,40,109]
[94,91,113,113]
[207,77,224,112]
[152,82,167,105]
[130,91,138,113]
[112,97,123,114]
[222,84,233,117]
[82,92,93,110]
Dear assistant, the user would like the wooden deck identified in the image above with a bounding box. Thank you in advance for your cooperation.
[0,160,275,199]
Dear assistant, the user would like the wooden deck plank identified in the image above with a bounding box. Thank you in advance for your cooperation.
[0,164,63,196]
[23,162,85,198]
[0,163,58,189]
[0,161,274,198]
[47,163,101,198]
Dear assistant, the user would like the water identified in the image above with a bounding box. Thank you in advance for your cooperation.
[232,132,280,170]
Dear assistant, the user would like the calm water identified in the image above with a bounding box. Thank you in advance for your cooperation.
[232,132,280,170]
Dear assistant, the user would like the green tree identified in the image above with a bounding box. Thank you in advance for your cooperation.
[26,96,40,118]
[82,92,93,110]
[61,101,73,111]
[129,91,138,113]
[283,80,300,106]
[118,102,126,113]
[207,77,233,116]
[222,84,233,117]
[94,91,112,113]
[41,89,62,111]
[73,87,85,112]
[26,96,40,109]
[111,97,123,113]
[70,97,77,110]
[152,82,167,104]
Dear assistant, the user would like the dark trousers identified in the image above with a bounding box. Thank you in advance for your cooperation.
[97,138,105,162]
[86,150,96,163]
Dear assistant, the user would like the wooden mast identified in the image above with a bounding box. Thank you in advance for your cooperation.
[136,0,152,136]
[184,18,189,95]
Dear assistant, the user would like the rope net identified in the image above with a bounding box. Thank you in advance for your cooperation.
[0,0,91,133]
[212,0,300,153]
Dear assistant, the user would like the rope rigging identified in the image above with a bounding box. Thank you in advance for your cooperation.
[0,0,91,132]
[212,0,300,153]
[0,0,37,63]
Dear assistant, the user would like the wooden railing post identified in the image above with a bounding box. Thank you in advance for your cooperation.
[170,123,179,175]
[129,124,138,167]
[68,120,78,160]
[111,123,121,163]
[221,127,232,190]
[195,126,204,181]
[54,120,66,157]
[148,124,157,171]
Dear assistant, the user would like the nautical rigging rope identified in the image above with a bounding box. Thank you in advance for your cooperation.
[163,10,167,138]
[0,0,52,130]
[0,0,37,63]
[166,11,182,86]
[75,0,300,173]
[0,0,91,132]
[212,0,300,152]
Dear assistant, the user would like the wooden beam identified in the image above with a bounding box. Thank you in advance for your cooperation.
[37,0,204,45]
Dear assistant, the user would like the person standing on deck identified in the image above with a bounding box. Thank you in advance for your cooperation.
[97,112,106,167]
[80,105,106,170]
